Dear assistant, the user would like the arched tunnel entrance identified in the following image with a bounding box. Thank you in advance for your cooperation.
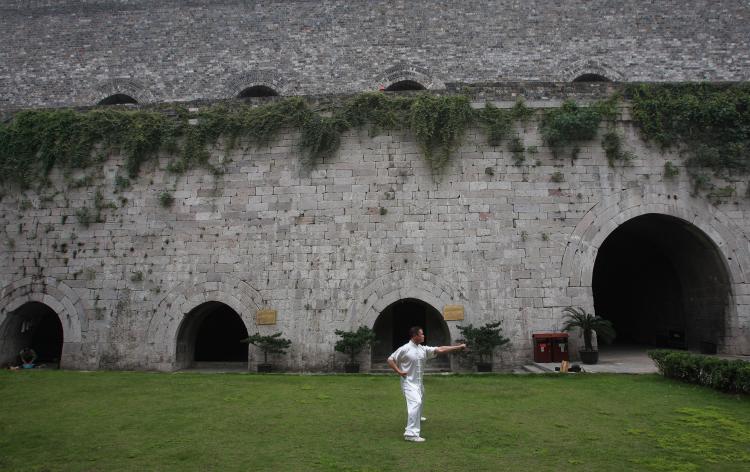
[593,214,730,352]
[371,298,451,370]
[175,302,249,369]
[0,302,63,367]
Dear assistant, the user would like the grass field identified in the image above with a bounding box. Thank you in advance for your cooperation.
[0,371,748,471]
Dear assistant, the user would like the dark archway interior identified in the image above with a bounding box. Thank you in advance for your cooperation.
[238,85,279,98]
[372,298,449,367]
[0,302,63,366]
[97,93,138,105]
[572,73,611,82]
[176,302,248,367]
[593,214,729,351]
[385,80,426,92]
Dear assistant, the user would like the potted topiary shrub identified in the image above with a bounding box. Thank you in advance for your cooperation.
[561,307,616,365]
[241,332,292,372]
[456,321,510,372]
[334,326,377,373]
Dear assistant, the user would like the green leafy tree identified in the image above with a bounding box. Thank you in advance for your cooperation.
[456,321,510,365]
[561,307,616,351]
[241,332,292,365]
[334,326,377,364]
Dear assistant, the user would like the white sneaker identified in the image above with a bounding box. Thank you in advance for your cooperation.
[420,416,427,422]
[404,436,426,442]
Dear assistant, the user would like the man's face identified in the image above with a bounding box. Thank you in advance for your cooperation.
[412,329,425,344]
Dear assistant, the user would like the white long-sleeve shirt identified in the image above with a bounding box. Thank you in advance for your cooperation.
[388,341,438,386]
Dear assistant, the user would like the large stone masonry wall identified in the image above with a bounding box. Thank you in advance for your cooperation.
[1,0,750,108]
[1,94,750,371]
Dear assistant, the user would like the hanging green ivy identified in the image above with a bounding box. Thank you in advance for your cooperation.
[6,86,749,197]
[409,94,474,172]
[626,83,750,179]
[539,98,619,159]
[0,93,545,189]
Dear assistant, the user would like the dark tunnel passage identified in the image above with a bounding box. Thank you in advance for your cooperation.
[593,214,730,352]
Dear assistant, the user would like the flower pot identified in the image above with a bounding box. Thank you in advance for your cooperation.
[257,363,273,373]
[578,349,599,365]
[476,362,492,372]
[344,363,360,373]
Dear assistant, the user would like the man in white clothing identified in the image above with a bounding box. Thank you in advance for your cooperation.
[387,326,466,442]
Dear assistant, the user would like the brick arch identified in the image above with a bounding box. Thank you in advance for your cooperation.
[562,189,748,289]
[145,276,262,370]
[0,276,88,368]
[347,270,472,341]
[225,71,291,98]
[560,59,625,82]
[83,77,154,105]
[560,188,750,353]
[375,63,445,91]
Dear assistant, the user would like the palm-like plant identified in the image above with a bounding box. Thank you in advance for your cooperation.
[561,307,615,351]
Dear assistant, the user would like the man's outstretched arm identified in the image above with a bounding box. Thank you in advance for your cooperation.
[436,344,466,355]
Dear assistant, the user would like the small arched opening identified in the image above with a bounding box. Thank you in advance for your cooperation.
[593,214,730,353]
[385,80,426,92]
[572,73,611,83]
[238,85,279,98]
[371,298,450,370]
[175,302,249,369]
[97,94,138,105]
[0,302,63,367]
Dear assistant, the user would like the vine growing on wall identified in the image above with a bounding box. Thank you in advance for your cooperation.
[626,83,750,181]
[0,93,544,189]
[539,98,619,159]
[6,86,746,201]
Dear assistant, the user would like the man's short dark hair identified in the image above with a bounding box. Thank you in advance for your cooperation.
[409,326,423,338]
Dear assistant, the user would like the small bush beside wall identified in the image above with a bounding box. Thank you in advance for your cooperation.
[648,349,750,394]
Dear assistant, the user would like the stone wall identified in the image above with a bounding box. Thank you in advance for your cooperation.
[1,89,749,371]
[1,0,750,108]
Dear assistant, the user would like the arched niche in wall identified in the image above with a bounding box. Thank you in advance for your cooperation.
[572,73,611,83]
[0,276,87,369]
[560,188,750,355]
[237,85,280,98]
[84,78,152,106]
[560,59,624,83]
[97,93,139,105]
[226,71,290,99]
[376,63,444,91]
[384,80,426,92]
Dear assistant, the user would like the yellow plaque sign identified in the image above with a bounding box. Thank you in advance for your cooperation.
[256,309,277,325]
[443,305,464,321]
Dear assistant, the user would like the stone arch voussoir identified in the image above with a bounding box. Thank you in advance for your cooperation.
[0,276,89,368]
[0,276,86,343]
[560,58,625,82]
[563,189,748,288]
[561,188,750,353]
[348,270,472,342]
[146,276,263,370]
[225,71,291,98]
[84,77,154,105]
[375,63,445,91]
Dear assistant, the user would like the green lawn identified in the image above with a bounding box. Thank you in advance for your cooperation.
[0,371,748,472]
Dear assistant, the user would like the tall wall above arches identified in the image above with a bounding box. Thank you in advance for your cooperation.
[1,87,750,371]
[2,0,750,107]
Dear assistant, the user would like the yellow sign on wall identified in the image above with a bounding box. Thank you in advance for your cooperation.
[443,305,465,321]
[256,309,278,325]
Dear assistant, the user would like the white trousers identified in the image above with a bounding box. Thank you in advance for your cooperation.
[402,382,424,437]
